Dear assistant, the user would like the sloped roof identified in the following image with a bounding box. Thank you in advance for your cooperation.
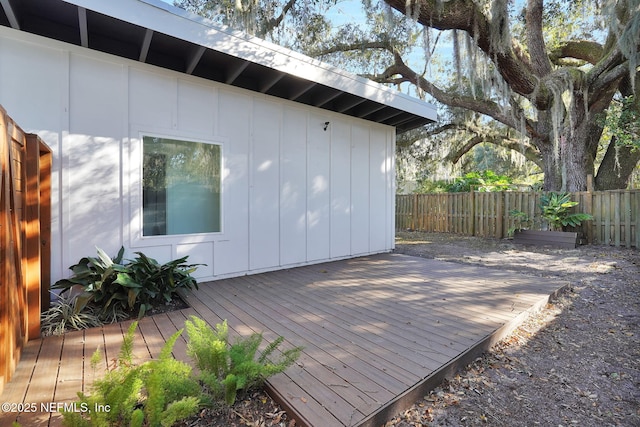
[0,0,437,132]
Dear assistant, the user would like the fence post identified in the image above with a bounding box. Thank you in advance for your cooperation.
[585,174,594,244]
[25,135,42,340]
[624,190,631,248]
[496,191,504,239]
[412,193,418,231]
[39,143,52,312]
[469,186,475,236]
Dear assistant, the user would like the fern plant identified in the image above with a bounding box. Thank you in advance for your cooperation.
[185,316,303,405]
[61,322,202,427]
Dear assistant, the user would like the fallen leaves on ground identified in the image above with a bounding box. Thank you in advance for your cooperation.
[389,233,639,427]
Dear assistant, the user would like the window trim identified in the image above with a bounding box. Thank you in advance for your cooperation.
[129,129,225,248]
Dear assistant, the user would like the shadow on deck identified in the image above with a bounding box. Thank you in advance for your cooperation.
[0,253,566,427]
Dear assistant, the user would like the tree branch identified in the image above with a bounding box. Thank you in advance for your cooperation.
[310,40,394,57]
[261,0,297,35]
[589,63,634,110]
[376,52,534,135]
[586,45,624,87]
[446,134,542,167]
[525,0,552,77]
[383,0,543,103]
[445,135,484,163]
[549,40,604,65]
[396,123,466,148]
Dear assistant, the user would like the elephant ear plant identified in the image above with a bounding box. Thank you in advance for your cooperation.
[509,191,593,236]
[539,192,593,231]
[53,246,201,322]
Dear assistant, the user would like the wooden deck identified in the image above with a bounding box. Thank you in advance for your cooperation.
[0,253,566,427]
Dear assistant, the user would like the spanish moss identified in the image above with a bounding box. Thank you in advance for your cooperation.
[489,0,512,54]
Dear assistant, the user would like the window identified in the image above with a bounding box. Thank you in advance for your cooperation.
[142,136,221,236]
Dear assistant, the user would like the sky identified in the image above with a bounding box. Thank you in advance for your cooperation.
[156,0,451,96]
[159,0,366,29]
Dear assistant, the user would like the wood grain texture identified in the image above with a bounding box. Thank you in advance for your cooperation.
[0,254,565,427]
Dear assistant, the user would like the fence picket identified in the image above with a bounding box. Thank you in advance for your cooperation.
[396,190,640,248]
[623,191,631,248]
[635,191,640,248]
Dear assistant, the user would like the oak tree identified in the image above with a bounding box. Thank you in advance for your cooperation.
[380,0,640,190]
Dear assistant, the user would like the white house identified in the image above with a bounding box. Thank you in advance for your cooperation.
[0,0,436,283]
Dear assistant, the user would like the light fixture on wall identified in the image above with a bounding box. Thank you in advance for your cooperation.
[323,121,330,131]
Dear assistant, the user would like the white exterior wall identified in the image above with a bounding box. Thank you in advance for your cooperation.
[0,27,396,283]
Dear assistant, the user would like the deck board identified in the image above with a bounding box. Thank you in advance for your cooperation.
[0,340,40,426]
[205,283,386,420]
[1,253,565,427]
[54,330,84,400]
[82,326,106,387]
[152,313,188,361]
[18,334,63,426]
[101,322,125,371]
[219,274,425,392]
[214,281,399,403]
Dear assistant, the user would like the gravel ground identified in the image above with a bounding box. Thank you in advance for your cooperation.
[182,232,640,426]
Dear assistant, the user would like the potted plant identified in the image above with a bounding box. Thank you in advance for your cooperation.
[510,192,593,248]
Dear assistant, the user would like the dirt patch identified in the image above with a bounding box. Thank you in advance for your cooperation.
[178,389,294,427]
[387,232,640,426]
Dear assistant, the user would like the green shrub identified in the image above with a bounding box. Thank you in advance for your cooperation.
[446,170,514,193]
[185,316,303,406]
[414,179,450,193]
[540,192,593,231]
[509,191,594,234]
[52,247,201,321]
[40,292,102,336]
[61,322,201,427]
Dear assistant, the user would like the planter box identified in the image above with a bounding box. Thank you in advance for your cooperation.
[513,230,578,249]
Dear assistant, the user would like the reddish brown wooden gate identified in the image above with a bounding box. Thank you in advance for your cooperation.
[0,105,51,396]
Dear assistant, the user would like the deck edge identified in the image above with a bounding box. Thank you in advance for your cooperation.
[265,381,313,427]
[354,282,571,427]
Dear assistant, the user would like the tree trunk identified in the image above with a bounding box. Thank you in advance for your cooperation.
[597,75,640,189]
[562,133,592,191]
[538,143,561,190]
[379,0,639,191]
[562,101,595,192]
[536,100,596,192]
[595,140,640,190]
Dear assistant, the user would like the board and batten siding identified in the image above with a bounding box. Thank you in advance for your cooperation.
[0,27,396,283]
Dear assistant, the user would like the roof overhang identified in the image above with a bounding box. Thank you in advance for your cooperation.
[0,0,437,133]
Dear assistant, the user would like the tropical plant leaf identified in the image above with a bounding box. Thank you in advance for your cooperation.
[96,247,115,268]
[114,272,141,288]
[51,246,202,323]
[540,192,592,231]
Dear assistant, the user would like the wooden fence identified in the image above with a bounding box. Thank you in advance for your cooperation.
[1,106,51,395]
[396,189,640,248]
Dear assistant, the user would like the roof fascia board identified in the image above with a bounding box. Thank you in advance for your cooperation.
[61,0,437,123]
[0,25,397,135]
